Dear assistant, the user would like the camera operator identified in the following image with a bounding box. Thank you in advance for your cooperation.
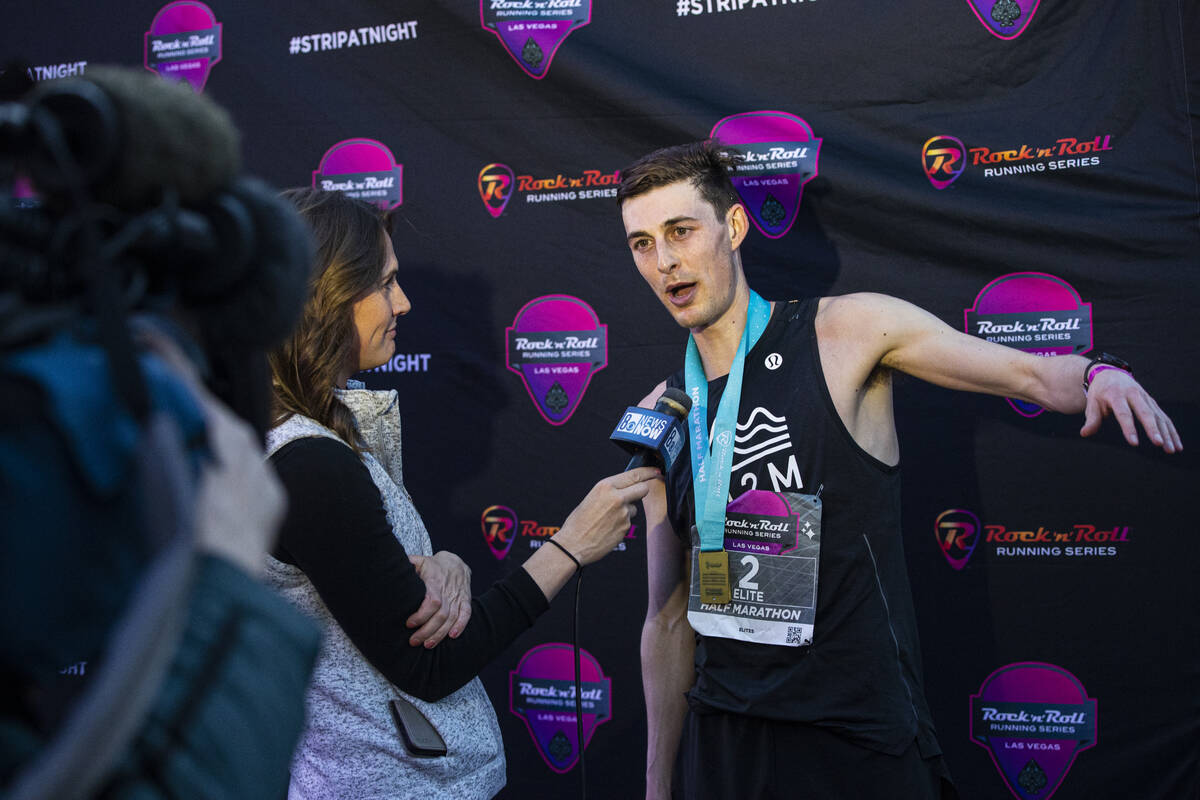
[0,66,319,799]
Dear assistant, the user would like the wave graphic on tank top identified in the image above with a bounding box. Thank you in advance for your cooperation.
[731,407,791,472]
[729,407,804,493]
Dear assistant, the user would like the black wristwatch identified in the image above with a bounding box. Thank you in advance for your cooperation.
[1083,352,1132,390]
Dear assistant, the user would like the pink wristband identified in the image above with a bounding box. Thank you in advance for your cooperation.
[1084,364,1127,389]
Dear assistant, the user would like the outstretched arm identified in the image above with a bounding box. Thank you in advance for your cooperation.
[828,292,1182,452]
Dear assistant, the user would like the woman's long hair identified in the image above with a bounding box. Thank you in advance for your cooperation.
[269,188,389,450]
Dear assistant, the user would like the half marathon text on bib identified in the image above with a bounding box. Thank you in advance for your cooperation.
[688,490,821,647]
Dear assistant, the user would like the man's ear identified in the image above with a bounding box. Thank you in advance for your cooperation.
[726,203,749,250]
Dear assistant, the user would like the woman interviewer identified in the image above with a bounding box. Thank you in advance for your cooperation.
[264,188,657,799]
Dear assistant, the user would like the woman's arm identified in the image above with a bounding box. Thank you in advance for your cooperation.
[271,437,548,702]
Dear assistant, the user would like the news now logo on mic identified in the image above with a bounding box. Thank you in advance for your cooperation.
[611,408,684,470]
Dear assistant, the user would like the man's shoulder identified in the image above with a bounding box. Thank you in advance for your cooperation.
[814,292,903,340]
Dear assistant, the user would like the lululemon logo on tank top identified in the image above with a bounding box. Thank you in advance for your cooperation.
[480,0,591,79]
[970,662,1097,800]
[709,111,822,240]
[144,1,223,92]
[764,353,782,370]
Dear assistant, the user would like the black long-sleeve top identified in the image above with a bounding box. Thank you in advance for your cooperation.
[269,436,549,702]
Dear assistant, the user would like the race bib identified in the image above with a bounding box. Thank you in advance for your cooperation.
[687,490,821,647]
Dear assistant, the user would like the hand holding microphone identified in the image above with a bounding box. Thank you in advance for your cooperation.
[521,389,690,598]
[551,387,692,565]
[551,467,661,567]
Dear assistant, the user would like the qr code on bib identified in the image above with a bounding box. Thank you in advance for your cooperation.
[786,626,807,645]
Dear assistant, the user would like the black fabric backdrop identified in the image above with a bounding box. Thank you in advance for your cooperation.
[7,2,1199,797]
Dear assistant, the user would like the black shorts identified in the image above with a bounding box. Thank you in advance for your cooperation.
[673,708,958,800]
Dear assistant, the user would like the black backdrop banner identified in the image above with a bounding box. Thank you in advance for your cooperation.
[7,2,1199,797]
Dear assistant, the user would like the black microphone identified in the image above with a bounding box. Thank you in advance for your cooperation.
[611,387,692,471]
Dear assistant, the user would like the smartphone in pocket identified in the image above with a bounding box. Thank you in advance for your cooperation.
[389,697,447,757]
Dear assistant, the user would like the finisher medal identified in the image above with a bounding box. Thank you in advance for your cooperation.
[698,550,732,605]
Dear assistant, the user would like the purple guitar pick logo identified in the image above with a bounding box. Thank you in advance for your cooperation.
[509,643,612,773]
[964,272,1092,418]
[971,662,1097,799]
[312,138,404,210]
[506,295,607,426]
[710,110,821,239]
[144,1,223,92]
[480,0,591,79]
[965,0,1041,40]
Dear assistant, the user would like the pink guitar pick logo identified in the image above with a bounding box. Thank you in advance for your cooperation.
[710,110,821,239]
[964,273,1092,418]
[312,138,403,210]
[971,662,1097,799]
[145,1,223,92]
[481,0,591,79]
[509,643,612,773]
[506,295,607,426]
[964,0,1041,40]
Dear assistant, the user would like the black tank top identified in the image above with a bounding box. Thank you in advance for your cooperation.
[665,297,940,758]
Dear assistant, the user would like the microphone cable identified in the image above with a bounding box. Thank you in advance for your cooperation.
[571,565,586,800]
[546,537,587,800]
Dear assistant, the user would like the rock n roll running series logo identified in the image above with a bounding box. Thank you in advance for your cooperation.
[964,272,1092,417]
[144,1,223,91]
[505,295,607,425]
[509,643,612,772]
[711,110,821,239]
[311,139,404,210]
[934,508,1131,569]
[923,132,1115,189]
[970,662,1097,799]
[480,0,591,79]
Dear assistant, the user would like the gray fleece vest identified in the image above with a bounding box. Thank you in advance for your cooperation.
[264,386,505,800]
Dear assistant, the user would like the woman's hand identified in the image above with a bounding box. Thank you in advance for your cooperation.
[406,551,473,648]
[554,467,660,566]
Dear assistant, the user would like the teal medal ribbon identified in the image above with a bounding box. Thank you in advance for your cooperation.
[685,290,771,552]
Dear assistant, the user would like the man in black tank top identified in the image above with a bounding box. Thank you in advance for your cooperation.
[616,141,1182,800]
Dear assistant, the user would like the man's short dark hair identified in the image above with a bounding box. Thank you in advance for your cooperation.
[617,140,743,218]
